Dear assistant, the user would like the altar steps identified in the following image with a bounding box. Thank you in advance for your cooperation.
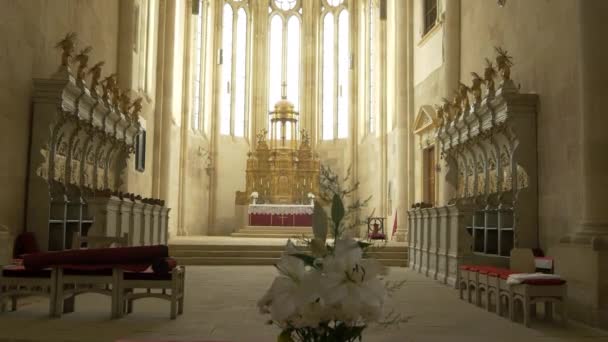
[169,243,408,267]
[230,226,314,239]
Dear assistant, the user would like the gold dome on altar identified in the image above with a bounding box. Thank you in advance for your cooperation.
[270,95,298,121]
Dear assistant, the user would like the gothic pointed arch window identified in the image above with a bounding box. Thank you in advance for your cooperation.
[268,0,302,139]
[367,0,379,135]
[191,0,209,133]
[321,0,349,140]
[220,0,250,137]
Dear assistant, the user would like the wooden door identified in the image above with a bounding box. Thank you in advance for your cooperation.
[423,146,436,206]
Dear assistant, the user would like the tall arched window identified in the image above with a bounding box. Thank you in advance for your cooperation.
[191,0,208,132]
[321,0,349,140]
[367,0,379,134]
[268,0,302,139]
[220,0,250,137]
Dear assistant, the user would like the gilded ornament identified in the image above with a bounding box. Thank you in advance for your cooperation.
[256,128,268,145]
[55,32,77,67]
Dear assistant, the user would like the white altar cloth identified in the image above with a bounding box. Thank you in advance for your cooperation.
[248,204,314,215]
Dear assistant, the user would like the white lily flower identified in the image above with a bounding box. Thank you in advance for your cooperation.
[258,240,322,322]
[321,239,388,322]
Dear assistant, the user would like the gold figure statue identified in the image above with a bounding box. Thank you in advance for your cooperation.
[55,32,78,66]
[470,72,483,104]
[119,90,131,114]
[101,74,117,103]
[73,46,92,83]
[483,58,497,95]
[88,61,105,94]
[441,98,453,123]
[256,128,268,145]
[300,128,311,146]
[495,47,514,81]
[435,104,445,127]
[130,97,143,122]
[458,83,470,113]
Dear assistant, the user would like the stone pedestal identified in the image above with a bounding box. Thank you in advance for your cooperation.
[131,201,144,246]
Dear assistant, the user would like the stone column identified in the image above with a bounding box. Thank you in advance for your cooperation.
[553,0,608,329]
[394,0,409,242]
[438,0,460,205]
[574,0,608,241]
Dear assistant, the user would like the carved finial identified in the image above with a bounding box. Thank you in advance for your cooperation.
[88,61,105,94]
[55,32,78,66]
[494,46,514,81]
[73,46,93,83]
[470,72,483,104]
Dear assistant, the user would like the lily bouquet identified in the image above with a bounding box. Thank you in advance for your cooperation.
[258,166,404,342]
[258,238,388,342]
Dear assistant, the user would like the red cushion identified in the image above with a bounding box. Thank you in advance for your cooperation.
[522,278,566,285]
[61,264,151,275]
[2,265,52,278]
[24,245,169,270]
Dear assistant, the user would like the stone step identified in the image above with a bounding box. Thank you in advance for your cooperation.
[236,229,313,235]
[170,249,406,259]
[170,244,407,253]
[174,256,408,267]
[230,232,314,238]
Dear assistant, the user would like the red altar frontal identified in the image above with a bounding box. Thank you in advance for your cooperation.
[248,204,313,227]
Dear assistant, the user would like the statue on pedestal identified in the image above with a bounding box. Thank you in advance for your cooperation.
[483,58,497,96]
[470,72,483,105]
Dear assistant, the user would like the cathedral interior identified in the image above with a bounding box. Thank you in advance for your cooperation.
[0,0,608,341]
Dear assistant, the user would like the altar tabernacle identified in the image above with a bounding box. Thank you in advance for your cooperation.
[235,90,320,232]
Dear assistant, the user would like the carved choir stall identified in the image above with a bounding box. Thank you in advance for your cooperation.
[408,48,539,287]
[26,33,169,251]
[235,93,320,229]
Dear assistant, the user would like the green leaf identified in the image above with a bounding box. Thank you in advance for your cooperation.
[331,193,345,232]
[278,330,294,342]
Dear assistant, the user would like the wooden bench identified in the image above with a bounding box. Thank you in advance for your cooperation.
[458,248,567,327]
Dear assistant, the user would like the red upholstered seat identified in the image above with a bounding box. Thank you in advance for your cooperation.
[521,278,566,285]
[2,265,51,278]
[24,245,169,270]
[61,264,151,275]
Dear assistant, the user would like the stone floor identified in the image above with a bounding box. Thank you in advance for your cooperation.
[0,267,607,342]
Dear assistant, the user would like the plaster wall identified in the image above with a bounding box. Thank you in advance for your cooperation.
[0,0,120,241]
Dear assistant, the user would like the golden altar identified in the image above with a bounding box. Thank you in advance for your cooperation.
[235,94,320,206]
